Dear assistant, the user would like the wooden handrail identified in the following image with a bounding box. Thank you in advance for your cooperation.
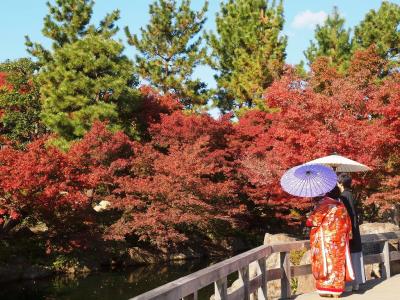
[361,231,400,243]
[131,244,273,300]
[130,231,400,300]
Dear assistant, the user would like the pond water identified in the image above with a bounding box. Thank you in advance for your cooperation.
[0,259,225,300]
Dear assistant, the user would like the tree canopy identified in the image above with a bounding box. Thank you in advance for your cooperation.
[0,58,45,146]
[207,0,287,113]
[26,0,139,145]
[353,1,400,63]
[305,2,400,71]
[304,7,351,70]
[1,0,400,259]
[125,0,209,109]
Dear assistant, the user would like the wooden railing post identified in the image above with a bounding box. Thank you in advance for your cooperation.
[214,277,228,300]
[256,258,267,300]
[382,241,391,279]
[280,251,291,299]
[239,265,250,300]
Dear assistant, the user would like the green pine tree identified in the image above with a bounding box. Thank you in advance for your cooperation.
[207,0,287,113]
[353,1,400,62]
[0,58,46,146]
[25,0,121,63]
[26,0,139,145]
[125,0,208,109]
[38,35,138,142]
[304,7,351,71]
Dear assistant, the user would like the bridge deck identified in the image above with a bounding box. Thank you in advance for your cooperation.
[294,275,400,299]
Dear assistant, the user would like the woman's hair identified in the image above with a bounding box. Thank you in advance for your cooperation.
[338,173,352,189]
[326,185,341,199]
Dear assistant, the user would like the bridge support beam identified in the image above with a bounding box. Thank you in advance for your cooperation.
[256,258,267,300]
[239,265,249,300]
[280,251,291,299]
[214,277,228,300]
[382,241,391,279]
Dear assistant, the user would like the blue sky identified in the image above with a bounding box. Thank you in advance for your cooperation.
[1,0,398,92]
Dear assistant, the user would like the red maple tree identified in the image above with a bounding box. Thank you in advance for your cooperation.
[230,47,399,227]
[102,112,244,250]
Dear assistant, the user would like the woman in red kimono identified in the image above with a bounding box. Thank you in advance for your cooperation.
[306,186,355,298]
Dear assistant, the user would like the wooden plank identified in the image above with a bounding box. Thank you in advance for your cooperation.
[247,260,271,297]
[383,241,391,279]
[256,258,267,300]
[248,274,262,294]
[291,264,312,277]
[215,277,228,300]
[361,231,400,244]
[227,286,243,300]
[266,268,282,281]
[238,266,249,300]
[364,253,384,265]
[280,252,291,299]
[260,263,311,282]
[390,251,400,261]
[271,240,310,253]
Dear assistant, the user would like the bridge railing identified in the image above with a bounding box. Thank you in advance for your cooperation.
[130,231,400,300]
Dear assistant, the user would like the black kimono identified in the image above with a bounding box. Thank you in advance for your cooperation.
[340,189,362,253]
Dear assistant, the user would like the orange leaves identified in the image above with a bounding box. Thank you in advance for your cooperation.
[0,72,12,91]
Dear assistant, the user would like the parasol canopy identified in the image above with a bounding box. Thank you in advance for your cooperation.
[280,164,337,198]
[305,154,371,173]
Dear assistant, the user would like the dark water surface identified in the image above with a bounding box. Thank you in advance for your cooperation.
[0,259,222,300]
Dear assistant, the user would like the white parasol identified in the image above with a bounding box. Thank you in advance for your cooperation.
[305,154,371,173]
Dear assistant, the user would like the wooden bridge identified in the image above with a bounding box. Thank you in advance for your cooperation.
[296,275,400,299]
[130,231,400,300]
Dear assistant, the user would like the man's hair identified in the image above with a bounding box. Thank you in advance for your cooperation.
[326,185,341,199]
[338,173,352,188]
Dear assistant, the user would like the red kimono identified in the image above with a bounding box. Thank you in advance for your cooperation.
[306,197,355,296]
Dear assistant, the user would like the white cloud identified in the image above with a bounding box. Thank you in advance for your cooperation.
[291,10,328,29]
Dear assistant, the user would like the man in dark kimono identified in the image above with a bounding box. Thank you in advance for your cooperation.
[338,173,365,291]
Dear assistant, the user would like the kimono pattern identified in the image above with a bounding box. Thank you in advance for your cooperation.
[306,197,354,295]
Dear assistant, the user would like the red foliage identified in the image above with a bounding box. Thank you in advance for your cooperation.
[229,49,399,226]
[0,118,242,249]
[347,45,386,91]
[135,86,183,137]
[310,57,342,95]
[0,123,126,237]
[67,121,134,186]
[0,72,9,90]
[0,139,82,211]
[0,47,398,251]
[103,112,243,249]
[0,71,31,93]
[364,77,400,209]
